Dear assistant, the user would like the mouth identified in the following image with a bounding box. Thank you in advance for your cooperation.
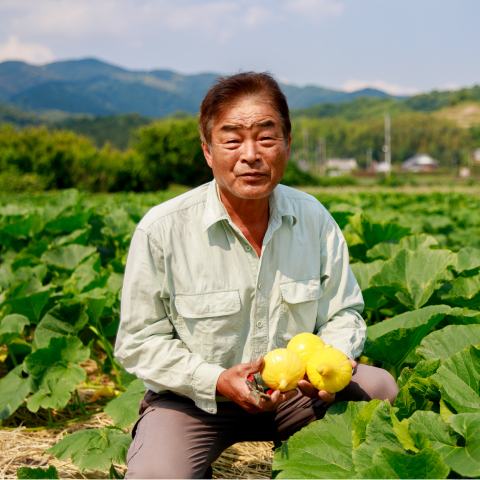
[237,172,268,181]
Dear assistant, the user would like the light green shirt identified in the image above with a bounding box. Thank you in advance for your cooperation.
[114,180,365,414]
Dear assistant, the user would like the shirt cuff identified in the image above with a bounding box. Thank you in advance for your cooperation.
[191,362,226,414]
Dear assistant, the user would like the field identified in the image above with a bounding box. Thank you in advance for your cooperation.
[1,185,480,479]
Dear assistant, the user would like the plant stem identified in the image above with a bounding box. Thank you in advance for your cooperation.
[75,389,88,416]
[48,409,53,427]
[7,345,18,367]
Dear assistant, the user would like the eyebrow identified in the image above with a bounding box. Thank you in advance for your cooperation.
[220,120,276,132]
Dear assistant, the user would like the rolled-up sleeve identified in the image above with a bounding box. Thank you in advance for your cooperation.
[315,215,366,359]
[114,229,225,414]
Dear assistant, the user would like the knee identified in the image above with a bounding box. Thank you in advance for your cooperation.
[371,368,399,405]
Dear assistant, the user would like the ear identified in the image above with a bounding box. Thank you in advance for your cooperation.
[286,136,292,161]
[202,141,213,168]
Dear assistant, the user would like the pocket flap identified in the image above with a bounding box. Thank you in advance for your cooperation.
[280,276,322,304]
[175,290,241,318]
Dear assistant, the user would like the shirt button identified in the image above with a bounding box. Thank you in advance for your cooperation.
[244,245,251,252]
[258,284,262,290]
[257,321,263,328]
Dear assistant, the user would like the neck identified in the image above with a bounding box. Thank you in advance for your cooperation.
[218,186,270,257]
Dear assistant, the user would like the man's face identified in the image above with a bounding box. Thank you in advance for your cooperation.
[202,96,291,201]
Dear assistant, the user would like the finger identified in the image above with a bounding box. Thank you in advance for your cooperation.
[297,379,319,399]
[318,390,335,403]
[242,356,264,375]
[350,359,357,369]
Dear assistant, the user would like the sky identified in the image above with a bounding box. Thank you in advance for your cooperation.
[0,0,479,95]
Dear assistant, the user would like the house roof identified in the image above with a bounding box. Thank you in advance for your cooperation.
[402,154,439,169]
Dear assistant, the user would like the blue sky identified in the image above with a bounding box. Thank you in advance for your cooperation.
[0,0,478,95]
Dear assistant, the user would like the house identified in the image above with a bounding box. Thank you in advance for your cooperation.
[402,154,439,172]
[325,158,358,176]
[473,148,480,163]
[372,161,391,173]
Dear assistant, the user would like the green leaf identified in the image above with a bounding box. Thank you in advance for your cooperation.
[352,399,382,449]
[0,365,33,420]
[52,227,92,247]
[46,427,131,472]
[0,314,29,346]
[33,301,89,350]
[104,378,145,428]
[272,401,366,479]
[441,307,480,327]
[390,414,419,453]
[1,286,53,324]
[417,324,480,361]
[438,274,480,309]
[431,344,480,414]
[393,360,441,419]
[455,246,480,276]
[369,249,457,309]
[349,214,411,250]
[350,260,384,291]
[24,336,89,378]
[409,410,480,478]
[41,244,97,272]
[2,213,44,238]
[63,254,104,295]
[17,465,60,479]
[366,234,438,260]
[352,401,403,472]
[354,446,450,479]
[44,209,93,235]
[364,305,451,367]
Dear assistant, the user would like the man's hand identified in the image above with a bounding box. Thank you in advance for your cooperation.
[297,359,357,403]
[216,356,298,413]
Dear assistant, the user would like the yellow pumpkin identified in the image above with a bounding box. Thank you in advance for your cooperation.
[287,332,325,363]
[261,348,305,392]
[306,345,352,393]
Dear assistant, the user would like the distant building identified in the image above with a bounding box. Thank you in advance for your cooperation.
[402,154,439,172]
[326,158,358,176]
[372,161,391,173]
[473,148,480,163]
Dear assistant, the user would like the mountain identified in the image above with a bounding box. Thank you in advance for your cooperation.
[0,58,400,118]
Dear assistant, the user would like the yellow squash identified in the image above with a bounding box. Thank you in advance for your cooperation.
[287,332,325,363]
[306,345,352,393]
[261,348,305,392]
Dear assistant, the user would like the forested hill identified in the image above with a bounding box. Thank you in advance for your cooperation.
[0,58,397,117]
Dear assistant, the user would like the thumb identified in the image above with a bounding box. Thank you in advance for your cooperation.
[245,356,264,374]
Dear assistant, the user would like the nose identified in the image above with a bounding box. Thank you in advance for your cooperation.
[242,139,259,164]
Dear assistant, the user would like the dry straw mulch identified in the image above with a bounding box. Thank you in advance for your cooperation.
[0,411,274,479]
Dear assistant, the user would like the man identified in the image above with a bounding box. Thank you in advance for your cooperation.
[115,72,398,479]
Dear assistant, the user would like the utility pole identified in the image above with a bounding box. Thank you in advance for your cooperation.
[383,113,391,178]
[303,129,309,164]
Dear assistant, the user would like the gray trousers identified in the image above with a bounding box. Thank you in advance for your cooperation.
[125,364,398,479]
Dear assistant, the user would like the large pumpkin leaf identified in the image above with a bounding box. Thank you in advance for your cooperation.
[0,365,33,421]
[349,214,411,250]
[364,305,451,368]
[16,465,60,479]
[350,260,384,291]
[52,227,92,247]
[104,378,145,428]
[1,287,53,324]
[63,254,104,295]
[41,244,97,272]
[409,411,480,478]
[438,274,480,309]
[441,307,480,327]
[354,445,449,479]
[366,234,438,261]
[0,314,29,346]
[352,401,403,472]
[455,246,480,276]
[46,427,131,472]
[369,249,457,309]
[33,301,89,350]
[431,344,480,414]
[44,209,93,235]
[272,402,366,479]
[416,324,480,361]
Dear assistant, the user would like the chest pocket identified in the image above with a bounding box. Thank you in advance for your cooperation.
[276,276,322,347]
[174,290,241,364]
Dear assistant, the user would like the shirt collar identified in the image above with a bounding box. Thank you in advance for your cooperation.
[202,179,298,233]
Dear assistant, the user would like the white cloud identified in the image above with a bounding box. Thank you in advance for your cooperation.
[0,35,55,64]
[283,0,344,18]
[342,79,421,96]
[440,82,461,92]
